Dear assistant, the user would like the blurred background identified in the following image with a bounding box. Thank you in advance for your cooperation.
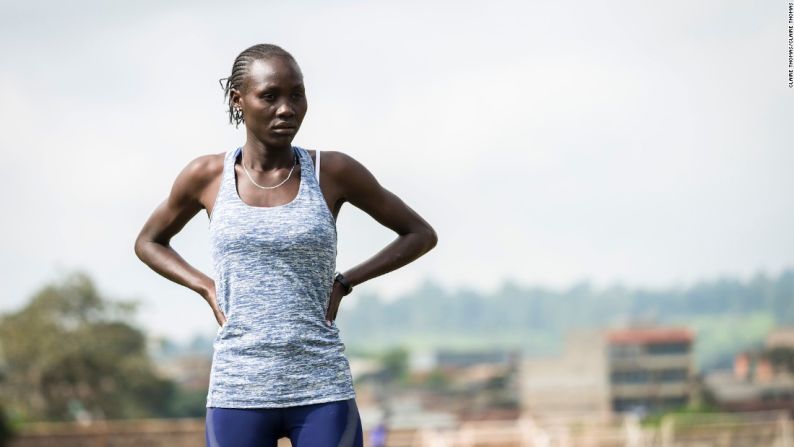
[1,0,792,445]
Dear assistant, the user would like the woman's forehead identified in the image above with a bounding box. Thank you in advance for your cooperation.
[244,57,303,89]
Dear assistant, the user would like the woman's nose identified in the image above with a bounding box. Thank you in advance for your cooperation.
[276,101,295,117]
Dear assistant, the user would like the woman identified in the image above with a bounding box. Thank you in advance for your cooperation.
[134,43,438,447]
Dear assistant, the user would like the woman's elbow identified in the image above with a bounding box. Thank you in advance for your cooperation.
[134,236,147,262]
[423,226,438,251]
[134,232,156,263]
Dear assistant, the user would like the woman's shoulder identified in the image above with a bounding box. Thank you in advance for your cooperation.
[171,151,227,201]
[306,149,363,179]
[182,151,226,183]
[306,149,383,205]
[163,151,226,211]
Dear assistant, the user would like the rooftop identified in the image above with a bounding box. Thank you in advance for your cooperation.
[606,327,693,345]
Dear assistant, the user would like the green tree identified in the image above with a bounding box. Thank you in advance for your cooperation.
[0,271,176,422]
[379,346,409,384]
[0,400,15,447]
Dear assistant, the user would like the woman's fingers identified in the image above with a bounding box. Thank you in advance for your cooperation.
[214,307,227,327]
[325,299,332,325]
[325,286,344,325]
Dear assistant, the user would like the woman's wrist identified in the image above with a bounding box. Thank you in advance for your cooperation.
[333,271,353,296]
[198,278,216,302]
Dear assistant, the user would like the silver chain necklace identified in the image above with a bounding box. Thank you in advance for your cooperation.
[240,149,298,190]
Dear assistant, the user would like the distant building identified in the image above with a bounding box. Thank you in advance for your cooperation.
[408,348,515,372]
[408,348,519,387]
[704,334,794,415]
[606,327,695,414]
[519,326,695,418]
[766,326,794,350]
[519,330,611,419]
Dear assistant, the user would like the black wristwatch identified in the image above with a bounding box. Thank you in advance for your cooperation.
[333,271,353,296]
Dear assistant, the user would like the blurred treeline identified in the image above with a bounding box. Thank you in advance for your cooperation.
[340,270,794,369]
[0,272,206,430]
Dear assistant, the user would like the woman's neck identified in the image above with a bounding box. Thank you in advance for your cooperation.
[241,140,295,171]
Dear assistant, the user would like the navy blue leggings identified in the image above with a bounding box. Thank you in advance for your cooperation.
[205,398,363,447]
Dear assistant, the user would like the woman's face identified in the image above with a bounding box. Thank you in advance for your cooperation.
[232,56,307,147]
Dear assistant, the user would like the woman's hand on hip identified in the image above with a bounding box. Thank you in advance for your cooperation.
[202,280,227,327]
[324,281,347,326]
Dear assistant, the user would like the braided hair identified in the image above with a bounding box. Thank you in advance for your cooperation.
[219,44,298,128]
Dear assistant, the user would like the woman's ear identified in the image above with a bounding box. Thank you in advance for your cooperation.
[230,88,242,108]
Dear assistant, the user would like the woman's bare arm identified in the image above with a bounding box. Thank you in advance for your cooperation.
[133,154,226,325]
[326,151,438,289]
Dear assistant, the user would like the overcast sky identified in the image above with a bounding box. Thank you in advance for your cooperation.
[1,0,791,342]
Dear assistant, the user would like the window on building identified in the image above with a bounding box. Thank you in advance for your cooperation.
[645,342,690,355]
[611,371,650,384]
[656,369,688,382]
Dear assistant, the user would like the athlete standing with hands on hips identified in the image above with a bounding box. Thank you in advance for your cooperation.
[134,43,438,447]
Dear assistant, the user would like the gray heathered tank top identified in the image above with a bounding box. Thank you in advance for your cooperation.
[206,145,356,408]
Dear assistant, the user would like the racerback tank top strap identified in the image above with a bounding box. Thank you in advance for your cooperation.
[206,145,355,408]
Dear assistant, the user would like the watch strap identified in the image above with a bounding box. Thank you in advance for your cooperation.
[334,271,353,295]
